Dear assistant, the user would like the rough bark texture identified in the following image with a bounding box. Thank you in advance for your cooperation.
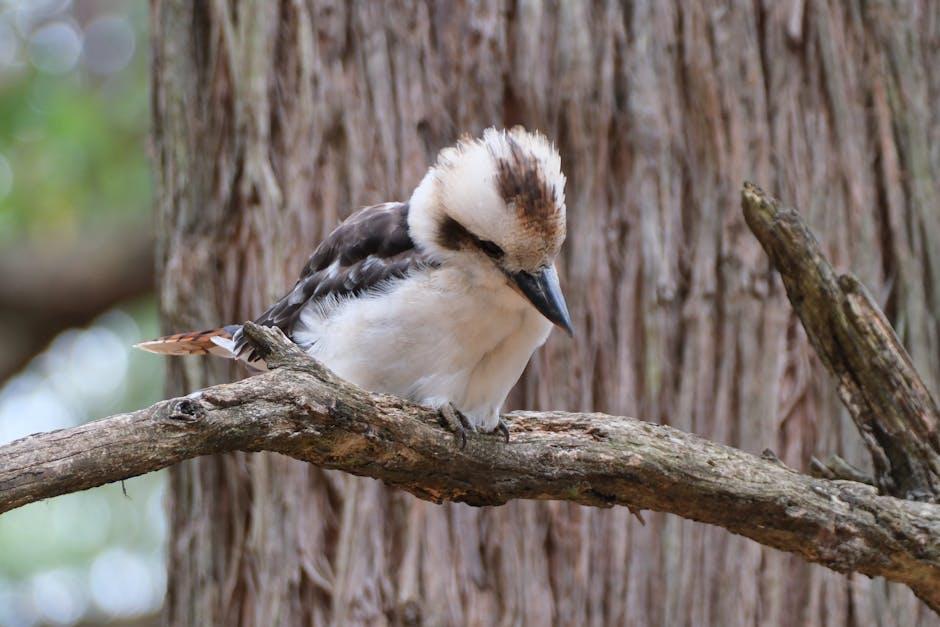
[2,324,939,610]
[151,1,940,625]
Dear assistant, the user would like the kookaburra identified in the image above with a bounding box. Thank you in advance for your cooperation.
[138,127,571,443]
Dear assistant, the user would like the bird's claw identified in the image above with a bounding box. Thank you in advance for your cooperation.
[496,418,510,443]
[438,405,511,448]
[439,403,475,450]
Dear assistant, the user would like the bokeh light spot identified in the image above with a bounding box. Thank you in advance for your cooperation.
[30,568,88,626]
[0,373,79,445]
[82,15,134,76]
[13,0,73,36]
[0,15,19,69]
[27,20,81,75]
[89,549,160,618]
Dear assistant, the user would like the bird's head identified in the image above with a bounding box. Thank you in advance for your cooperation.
[409,127,572,335]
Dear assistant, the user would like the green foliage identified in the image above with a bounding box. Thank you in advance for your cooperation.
[0,3,150,244]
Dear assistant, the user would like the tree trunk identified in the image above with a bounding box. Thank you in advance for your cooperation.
[151,1,940,625]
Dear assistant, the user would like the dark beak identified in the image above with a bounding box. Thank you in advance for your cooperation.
[511,265,574,336]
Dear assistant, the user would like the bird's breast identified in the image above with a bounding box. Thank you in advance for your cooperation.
[292,264,552,429]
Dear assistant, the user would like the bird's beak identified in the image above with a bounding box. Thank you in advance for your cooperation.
[511,265,574,336]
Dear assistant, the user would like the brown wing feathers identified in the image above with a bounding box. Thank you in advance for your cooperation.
[249,203,412,332]
[233,202,430,360]
[137,202,431,361]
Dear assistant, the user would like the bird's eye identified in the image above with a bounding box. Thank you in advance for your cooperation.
[478,239,505,259]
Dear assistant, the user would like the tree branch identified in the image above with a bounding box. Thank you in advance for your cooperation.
[741,183,940,502]
[0,224,154,382]
[3,185,940,610]
[0,323,938,611]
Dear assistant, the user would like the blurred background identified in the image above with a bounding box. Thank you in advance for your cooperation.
[0,1,163,625]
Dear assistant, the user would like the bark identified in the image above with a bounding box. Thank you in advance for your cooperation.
[150,1,940,625]
[2,323,939,610]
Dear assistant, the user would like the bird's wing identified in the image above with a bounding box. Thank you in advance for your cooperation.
[233,202,434,358]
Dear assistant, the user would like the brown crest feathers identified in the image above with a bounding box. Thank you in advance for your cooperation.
[491,136,560,224]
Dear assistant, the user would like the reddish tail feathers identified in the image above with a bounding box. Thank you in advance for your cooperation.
[134,325,240,357]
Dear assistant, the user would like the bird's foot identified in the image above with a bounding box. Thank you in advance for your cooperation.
[438,403,475,450]
[494,418,510,443]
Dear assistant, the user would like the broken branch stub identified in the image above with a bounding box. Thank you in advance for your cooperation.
[741,182,940,502]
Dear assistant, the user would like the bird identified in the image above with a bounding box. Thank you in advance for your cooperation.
[137,127,572,444]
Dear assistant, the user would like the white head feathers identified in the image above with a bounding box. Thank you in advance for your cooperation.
[408,126,567,273]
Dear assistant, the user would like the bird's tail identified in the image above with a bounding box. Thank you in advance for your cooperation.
[134,324,241,358]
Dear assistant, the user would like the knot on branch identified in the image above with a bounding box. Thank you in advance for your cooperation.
[167,398,206,421]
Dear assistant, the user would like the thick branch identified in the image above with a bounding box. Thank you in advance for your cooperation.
[0,324,938,610]
[742,182,940,502]
[0,224,154,381]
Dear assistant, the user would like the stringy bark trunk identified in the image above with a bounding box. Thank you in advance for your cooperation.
[151,1,940,625]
